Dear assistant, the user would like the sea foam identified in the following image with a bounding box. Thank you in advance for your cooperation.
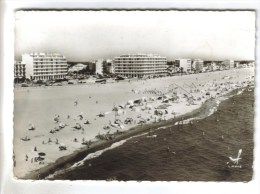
[70,132,147,169]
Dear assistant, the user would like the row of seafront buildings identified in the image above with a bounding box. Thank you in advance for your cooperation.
[14,53,168,81]
[14,52,255,81]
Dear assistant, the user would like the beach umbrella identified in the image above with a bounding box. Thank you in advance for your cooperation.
[37,156,45,161]
[38,152,46,156]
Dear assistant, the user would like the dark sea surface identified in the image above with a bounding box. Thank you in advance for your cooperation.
[53,88,254,181]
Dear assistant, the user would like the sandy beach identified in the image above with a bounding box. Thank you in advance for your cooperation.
[51,87,254,181]
[13,68,254,178]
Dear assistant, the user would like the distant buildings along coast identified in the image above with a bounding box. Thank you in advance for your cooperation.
[14,52,255,82]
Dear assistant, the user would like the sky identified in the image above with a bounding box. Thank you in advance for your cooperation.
[15,11,256,61]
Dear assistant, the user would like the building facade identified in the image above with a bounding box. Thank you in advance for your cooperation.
[104,59,114,74]
[114,54,167,78]
[175,59,192,73]
[14,61,26,79]
[22,53,68,80]
[95,59,104,75]
[223,60,234,69]
[192,59,204,72]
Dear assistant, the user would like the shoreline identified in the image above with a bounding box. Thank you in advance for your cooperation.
[22,87,242,180]
[51,87,254,181]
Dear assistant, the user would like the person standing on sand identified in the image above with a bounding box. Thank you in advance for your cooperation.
[74,100,78,106]
[54,115,59,123]
[78,112,84,120]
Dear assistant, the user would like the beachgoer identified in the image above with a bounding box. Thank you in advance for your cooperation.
[54,115,59,123]
[74,100,78,106]
[48,138,52,143]
[34,146,37,151]
[79,112,83,120]
[67,115,70,119]
[74,138,78,142]
[56,138,59,144]
[25,155,28,161]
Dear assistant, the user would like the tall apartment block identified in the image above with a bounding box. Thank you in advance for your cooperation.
[22,53,68,80]
[113,54,167,78]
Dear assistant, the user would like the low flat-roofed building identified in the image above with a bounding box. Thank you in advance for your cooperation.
[114,54,167,78]
[68,63,87,73]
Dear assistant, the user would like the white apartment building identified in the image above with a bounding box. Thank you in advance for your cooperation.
[192,59,204,72]
[175,59,192,73]
[114,54,167,78]
[95,59,104,75]
[22,53,68,80]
